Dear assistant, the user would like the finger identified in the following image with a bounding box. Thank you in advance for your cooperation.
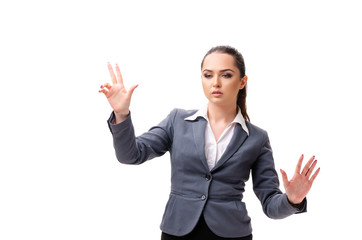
[127,84,139,97]
[102,83,112,90]
[115,63,124,86]
[306,160,318,178]
[280,169,289,187]
[98,88,109,95]
[302,155,315,176]
[309,167,320,184]
[295,154,304,174]
[107,62,118,85]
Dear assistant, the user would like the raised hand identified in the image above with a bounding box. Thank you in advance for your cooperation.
[99,63,138,123]
[280,155,320,204]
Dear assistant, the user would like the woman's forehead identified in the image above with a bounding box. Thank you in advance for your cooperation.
[202,53,237,71]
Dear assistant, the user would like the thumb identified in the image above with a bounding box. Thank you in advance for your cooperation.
[128,84,139,97]
[280,169,289,187]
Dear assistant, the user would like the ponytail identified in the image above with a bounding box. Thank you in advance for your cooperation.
[237,86,249,122]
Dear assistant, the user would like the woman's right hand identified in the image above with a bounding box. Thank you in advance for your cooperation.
[99,63,138,123]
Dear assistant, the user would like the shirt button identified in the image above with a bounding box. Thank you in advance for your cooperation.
[201,195,206,200]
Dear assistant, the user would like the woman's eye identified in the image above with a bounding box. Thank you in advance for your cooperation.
[222,73,232,78]
[204,74,212,78]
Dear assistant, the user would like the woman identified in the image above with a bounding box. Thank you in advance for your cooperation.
[99,46,320,240]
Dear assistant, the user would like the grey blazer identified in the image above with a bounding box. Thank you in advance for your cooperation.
[107,108,306,238]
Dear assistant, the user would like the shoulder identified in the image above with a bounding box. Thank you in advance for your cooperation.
[169,108,198,120]
[245,122,273,153]
[245,121,269,139]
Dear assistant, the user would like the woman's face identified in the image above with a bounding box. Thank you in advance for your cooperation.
[201,53,247,108]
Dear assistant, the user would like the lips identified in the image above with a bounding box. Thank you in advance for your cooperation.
[212,91,223,97]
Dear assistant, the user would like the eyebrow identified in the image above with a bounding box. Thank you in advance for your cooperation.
[203,69,235,73]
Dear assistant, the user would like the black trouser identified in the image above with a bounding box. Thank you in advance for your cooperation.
[161,215,252,240]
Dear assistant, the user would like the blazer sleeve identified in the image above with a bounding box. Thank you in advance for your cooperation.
[107,110,175,165]
[251,131,307,219]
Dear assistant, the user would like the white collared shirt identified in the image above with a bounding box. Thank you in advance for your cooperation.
[185,105,249,170]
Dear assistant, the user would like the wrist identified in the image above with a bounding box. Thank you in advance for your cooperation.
[288,198,302,205]
[114,110,130,124]
[287,196,305,208]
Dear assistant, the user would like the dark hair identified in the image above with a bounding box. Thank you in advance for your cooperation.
[201,45,250,121]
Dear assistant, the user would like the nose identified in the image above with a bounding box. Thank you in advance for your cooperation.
[212,75,221,87]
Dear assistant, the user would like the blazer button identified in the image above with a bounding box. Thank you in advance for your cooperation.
[201,195,206,200]
[205,174,211,181]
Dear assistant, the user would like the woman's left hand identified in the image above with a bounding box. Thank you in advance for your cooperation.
[280,155,320,204]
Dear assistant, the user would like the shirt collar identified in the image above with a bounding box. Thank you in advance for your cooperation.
[184,105,249,136]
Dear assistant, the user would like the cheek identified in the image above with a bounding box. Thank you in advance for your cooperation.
[201,79,209,90]
[225,82,242,99]
[201,80,213,99]
[226,81,241,91]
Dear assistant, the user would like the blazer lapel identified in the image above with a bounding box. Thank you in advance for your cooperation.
[191,118,209,171]
[212,124,248,172]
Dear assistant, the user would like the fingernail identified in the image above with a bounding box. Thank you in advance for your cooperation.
[100,85,103,88]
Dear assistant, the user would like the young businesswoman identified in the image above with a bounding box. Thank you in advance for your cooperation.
[99,46,320,240]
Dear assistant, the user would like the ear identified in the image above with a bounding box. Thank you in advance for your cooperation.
[240,75,248,89]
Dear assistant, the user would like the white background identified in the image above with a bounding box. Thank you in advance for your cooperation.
[1,0,361,239]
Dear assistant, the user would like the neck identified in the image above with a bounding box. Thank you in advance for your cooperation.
[207,103,237,124]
